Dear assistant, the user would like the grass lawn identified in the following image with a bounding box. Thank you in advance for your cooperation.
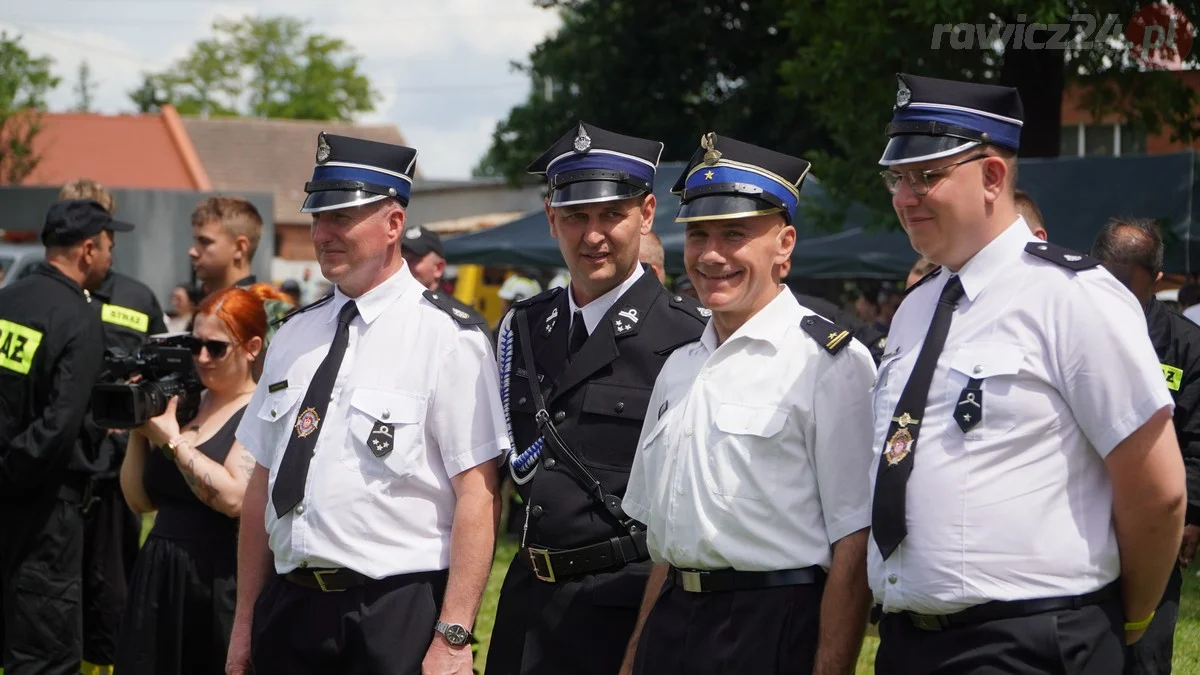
[472,535,1200,675]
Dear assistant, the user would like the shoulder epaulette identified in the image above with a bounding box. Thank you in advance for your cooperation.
[513,286,562,309]
[423,290,486,327]
[904,266,942,296]
[272,294,333,326]
[800,314,852,355]
[1024,241,1101,271]
[667,292,711,324]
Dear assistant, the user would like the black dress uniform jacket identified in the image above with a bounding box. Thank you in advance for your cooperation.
[0,262,104,675]
[487,268,706,675]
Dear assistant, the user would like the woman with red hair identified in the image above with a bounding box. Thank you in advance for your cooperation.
[116,284,286,675]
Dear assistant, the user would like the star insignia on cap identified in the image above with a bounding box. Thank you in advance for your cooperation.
[896,80,912,108]
[316,133,332,163]
[704,170,714,180]
[573,123,592,153]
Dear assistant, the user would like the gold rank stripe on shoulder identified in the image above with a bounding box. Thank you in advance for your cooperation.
[1162,363,1183,392]
[101,304,150,332]
[826,329,851,351]
[0,319,44,375]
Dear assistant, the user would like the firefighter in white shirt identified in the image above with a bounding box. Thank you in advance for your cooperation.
[225,133,508,675]
[868,73,1184,675]
[620,134,878,675]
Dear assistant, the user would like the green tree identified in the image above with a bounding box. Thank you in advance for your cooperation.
[0,31,58,184]
[487,1,1200,227]
[134,16,377,121]
[474,0,836,182]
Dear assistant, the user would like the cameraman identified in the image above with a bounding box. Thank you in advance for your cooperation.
[115,285,281,674]
[0,199,132,675]
[59,179,167,674]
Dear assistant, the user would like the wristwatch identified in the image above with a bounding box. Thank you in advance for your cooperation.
[434,621,472,646]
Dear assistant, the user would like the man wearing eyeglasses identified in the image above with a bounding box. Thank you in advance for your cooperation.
[867,73,1185,675]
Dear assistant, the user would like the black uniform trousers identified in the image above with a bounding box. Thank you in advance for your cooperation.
[81,472,140,666]
[0,491,85,675]
[1125,564,1182,675]
[250,569,447,675]
[633,578,823,675]
[486,558,648,675]
[876,596,1125,675]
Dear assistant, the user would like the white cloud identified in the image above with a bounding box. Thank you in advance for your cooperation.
[4,0,561,177]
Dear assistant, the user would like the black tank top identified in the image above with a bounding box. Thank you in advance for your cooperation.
[143,406,247,541]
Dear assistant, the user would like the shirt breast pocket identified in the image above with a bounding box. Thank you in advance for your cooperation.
[255,388,304,473]
[944,343,1025,441]
[345,388,428,479]
[710,403,789,500]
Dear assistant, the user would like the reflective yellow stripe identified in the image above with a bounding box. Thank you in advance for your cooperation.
[0,319,43,375]
[1162,363,1183,392]
[101,303,149,332]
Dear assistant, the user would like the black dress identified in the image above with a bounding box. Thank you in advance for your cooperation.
[115,407,246,675]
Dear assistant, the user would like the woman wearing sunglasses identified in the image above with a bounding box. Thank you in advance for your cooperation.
[116,283,289,675]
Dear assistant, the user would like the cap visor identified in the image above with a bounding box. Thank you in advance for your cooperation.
[878,136,980,167]
[675,194,783,223]
[107,219,136,232]
[549,181,645,208]
[301,190,390,214]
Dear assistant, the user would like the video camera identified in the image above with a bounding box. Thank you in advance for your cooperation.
[91,333,204,429]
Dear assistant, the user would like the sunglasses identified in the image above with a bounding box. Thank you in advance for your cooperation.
[186,337,239,359]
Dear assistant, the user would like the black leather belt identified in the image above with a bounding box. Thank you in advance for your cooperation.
[284,567,375,593]
[520,531,649,583]
[885,583,1120,631]
[669,565,826,593]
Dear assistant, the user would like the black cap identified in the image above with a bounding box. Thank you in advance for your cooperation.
[302,132,419,213]
[42,199,134,246]
[880,73,1024,166]
[671,133,811,224]
[527,122,664,207]
[401,225,444,258]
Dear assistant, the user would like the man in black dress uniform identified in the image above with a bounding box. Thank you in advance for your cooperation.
[485,122,707,675]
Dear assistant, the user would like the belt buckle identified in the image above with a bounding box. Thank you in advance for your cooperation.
[312,569,345,593]
[527,547,556,583]
[908,613,947,631]
[677,570,705,593]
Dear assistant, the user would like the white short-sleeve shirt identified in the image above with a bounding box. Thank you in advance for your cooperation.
[624,289,878,571]
[236,265,509,578]
[868,217,1174,614]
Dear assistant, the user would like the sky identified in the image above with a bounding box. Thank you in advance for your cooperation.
[0,0,562,178]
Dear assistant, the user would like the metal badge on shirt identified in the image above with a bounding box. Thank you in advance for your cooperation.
[368,420,394,457]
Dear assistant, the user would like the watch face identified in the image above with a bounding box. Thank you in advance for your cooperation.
[446,624,469,645]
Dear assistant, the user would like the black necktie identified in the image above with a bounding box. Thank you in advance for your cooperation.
[272,300,359,518]
[568,310,588,356]
[871,275,964,559]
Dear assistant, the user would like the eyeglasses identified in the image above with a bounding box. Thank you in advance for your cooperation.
[186,337,238,359]
[879,154,989,196]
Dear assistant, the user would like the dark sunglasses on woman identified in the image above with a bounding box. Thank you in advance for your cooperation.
[185,336,238,359]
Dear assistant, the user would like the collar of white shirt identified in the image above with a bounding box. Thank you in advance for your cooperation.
[567,263,646,335]
[953,216,1038,302]
[327,263,419,326]
[698,285,800,354]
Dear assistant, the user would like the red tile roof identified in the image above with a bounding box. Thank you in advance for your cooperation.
[182,116,410,225]
[21,105,210,190]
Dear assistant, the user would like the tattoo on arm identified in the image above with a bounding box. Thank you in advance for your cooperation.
[239,452,257,480]
[179,457,219,509]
